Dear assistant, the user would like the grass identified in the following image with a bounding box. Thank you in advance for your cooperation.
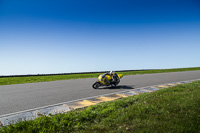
[0,67,200,85]
[1,81,200,132]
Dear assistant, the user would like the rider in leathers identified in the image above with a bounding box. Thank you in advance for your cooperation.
[102,71,119,86]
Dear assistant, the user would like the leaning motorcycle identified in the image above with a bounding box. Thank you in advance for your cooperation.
[92,73,123,89]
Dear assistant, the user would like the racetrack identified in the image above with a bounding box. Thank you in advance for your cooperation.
[0,70,200,116]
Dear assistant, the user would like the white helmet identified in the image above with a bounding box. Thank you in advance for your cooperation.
[110,70,114,74]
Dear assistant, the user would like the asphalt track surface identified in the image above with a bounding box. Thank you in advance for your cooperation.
[0,71,200,116]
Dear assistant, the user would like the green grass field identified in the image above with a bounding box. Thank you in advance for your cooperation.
[0,67,200,85]
[1,81,200,132]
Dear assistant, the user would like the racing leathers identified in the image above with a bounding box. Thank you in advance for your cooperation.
[102,72,119,86]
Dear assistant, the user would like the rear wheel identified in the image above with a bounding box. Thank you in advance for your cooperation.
[92,82,101,89]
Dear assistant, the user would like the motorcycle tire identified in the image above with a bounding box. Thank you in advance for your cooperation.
[114,80,120,86]
[92,82,101,89]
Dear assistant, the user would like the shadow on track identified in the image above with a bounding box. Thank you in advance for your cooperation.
[97,85,135,90]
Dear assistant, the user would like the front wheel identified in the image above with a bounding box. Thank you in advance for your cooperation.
[92,82,101,89]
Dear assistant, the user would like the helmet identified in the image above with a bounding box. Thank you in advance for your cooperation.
[110,70,114,74]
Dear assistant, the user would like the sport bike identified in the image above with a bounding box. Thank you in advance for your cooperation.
[92,73,123,89]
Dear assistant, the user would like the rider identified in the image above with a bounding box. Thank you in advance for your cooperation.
[102,71,119,86]
[109,71,119,83]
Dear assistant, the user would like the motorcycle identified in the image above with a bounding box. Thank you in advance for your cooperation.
[92,73,123,89]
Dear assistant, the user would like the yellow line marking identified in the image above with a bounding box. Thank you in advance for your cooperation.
[115,93,129,97]
[77,100,98,106]
[167,84,176,86]
[157,85,168,88]
[68,95,122,109]
[76,100,99,107]
[165,84,176,87]
[68,105,84,109]
[70,100,99,109]
[96,96,118,102]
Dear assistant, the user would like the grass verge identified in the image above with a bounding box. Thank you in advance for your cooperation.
[1,81,200,132]
[0,67,200,85]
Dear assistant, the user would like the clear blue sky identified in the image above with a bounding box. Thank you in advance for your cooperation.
[1,0,200,75]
